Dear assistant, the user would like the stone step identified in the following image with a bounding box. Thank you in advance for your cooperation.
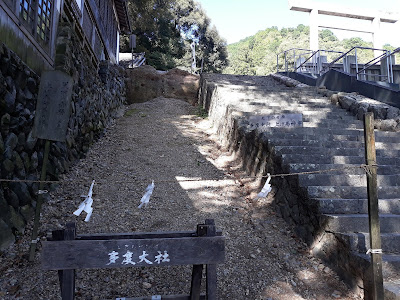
[321,214,400,233]
[272,133,361,142]
[245,106,356,116]
[259,126,363,136]
[281,154,400,166]
[300,174,400,187]
[288,163,396,175]
[337,232,400,254]
[248,100,335,107]
[301,122,363,129]
[276,146,400,158]
[247,101,347,111]
[314,199,400,214]
[355,253,400,276]
[241,109,357,121]
[375,131,400,143]
[248,118,363,129]
[307,186,400,199]
[269,138,400,150]
[302,117,358,123]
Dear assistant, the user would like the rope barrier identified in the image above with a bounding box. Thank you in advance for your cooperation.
[0,163,384,186]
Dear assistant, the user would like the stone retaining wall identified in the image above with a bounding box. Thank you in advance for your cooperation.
[0,20,126,249]
[198,74,320,245]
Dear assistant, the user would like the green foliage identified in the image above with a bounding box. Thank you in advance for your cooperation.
[124,108,138,117]
[195,106,208,118]
[121,0,228,72]
[225,25,397,76]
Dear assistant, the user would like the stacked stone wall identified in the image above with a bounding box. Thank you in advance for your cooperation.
[0,19,126,249]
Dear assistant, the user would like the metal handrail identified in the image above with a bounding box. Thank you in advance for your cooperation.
[276,48,314,73]
[323,46,390,73]
[295,49,345,75]
[356,51,391,82]
[276,48,313,56]
[131,52,146,68]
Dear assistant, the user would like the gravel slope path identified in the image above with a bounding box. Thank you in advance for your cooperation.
[0,97,361,299]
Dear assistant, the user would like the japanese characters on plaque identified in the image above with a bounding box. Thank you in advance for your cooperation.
[33,71,73,142]
[248,114,303,129]
[107,248,171,266]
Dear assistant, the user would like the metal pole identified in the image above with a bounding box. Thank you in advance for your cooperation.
[355,48,359,80]
[364,112,384,300]
[29,139,51,261]
[386,51,391,83]
[293,49,296,72]
[284,52,287,72]
[389,54,394,83]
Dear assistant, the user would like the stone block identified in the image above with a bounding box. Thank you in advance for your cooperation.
[10,181,32,206]
[2,159,14,174]
[338,95,355,110]
[20,205,34,222]
[12,151,25,177]
[25,129,37,150]
[30,151,38,170]
[0,189,10,219]
[26,77,37,94]
[0,219,15,250]
[5,132,18,150]
[9,206,25,232]
[4,89,16,112]
[5,189,19,208]
[330,94,339,105]
[0,132,4,157]
[0,113,10,136]
[387,107,400,119]
[20,152,30,171]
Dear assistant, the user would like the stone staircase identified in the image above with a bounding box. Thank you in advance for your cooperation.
[198,74,400,299]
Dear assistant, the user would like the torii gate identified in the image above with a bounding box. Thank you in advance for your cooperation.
[288,0,400,53]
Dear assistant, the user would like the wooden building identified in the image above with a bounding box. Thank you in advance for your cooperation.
[0,0,130,73]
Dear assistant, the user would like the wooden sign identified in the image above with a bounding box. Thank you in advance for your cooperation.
[248,113,303,129]
[33,70,73,142]
[42,236,225,270]
[42,221,223,300]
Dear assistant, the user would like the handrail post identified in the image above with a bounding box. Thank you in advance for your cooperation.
[355,48,359,80]
[284,52,287,72]
[293,49,296,72]
[386,51,391,83]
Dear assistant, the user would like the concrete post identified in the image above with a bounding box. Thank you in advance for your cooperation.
[372,17,383,58]
[344,55,356,74]
[310,8,319,51]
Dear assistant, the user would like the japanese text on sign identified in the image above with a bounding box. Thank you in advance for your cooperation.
[248,114,303,129]
[33,71,73,142]
[107,249,170,266]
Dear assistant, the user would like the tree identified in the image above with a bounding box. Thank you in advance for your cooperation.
[121,0,228,72]
[225,25,397,75]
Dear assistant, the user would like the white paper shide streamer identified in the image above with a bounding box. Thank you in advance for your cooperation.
[73,180,95,222]
[256,174,272,199]
[138,180,155,208]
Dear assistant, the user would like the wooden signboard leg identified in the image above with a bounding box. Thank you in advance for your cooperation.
[364,112,384,300]
[29,140,51,261]
[60,223,76,300]
[205,219,217,299]
[190,264,203,300]
[51,223,76,300]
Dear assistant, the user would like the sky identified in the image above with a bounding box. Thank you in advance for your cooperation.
[197,0,400,47]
